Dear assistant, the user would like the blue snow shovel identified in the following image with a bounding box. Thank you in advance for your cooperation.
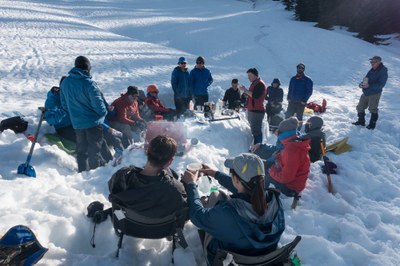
[17,107,46,177]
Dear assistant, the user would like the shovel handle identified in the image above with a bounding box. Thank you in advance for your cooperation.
[320,141,333,193]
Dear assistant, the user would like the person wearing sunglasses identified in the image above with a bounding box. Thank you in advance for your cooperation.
[285,63,313,128]
[171,56,192,116]
[352,56,388,130]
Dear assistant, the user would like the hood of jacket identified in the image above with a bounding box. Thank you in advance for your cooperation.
[68,67,92,80]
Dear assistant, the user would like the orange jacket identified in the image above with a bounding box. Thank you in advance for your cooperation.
[110,93,142,126]
[145,96,169,113]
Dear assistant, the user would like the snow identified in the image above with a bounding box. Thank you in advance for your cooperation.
[0,0,399,265]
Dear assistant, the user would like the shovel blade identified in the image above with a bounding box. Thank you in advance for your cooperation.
[17,163,36,177]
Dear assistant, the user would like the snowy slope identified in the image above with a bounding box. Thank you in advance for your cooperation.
[0,0,399,265]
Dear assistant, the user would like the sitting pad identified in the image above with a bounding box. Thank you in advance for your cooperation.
[45,133,76,154]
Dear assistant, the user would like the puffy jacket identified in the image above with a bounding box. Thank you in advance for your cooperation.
[45,89,72,129]
[190,67,213,96]
[186,171,285,264]
[304,116,326,163]
[266,86,283,104]
[109,93,143,126]
[287,74,313,103]
[269,134,310,193]
[145,95,169,113]
[60,67,107,129]
[363,63,388,96]
[108,166,187,223]
[171,66,192,98]
[246,78,266,112]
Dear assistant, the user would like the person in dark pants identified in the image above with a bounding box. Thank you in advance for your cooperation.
[190,56,213,109]
[240,68,267,145]
[285,63,313,127]
[265,78,284,122]
[222,79,241,110]
[60,56,108,172]
[171,57,192,116]
[352,56,388,130]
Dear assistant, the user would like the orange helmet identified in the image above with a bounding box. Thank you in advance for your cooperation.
[147,84,158,93]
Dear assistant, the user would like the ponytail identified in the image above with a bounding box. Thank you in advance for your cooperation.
[230,169,267,216]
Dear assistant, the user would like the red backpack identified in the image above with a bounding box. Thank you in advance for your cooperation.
[306,99,327,113]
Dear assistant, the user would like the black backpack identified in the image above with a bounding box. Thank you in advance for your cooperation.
[0,116,28,133]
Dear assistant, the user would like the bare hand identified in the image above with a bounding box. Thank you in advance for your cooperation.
[181,170,199,184]
[239,85,246,91]
[250,143,261,153]
[199,164,217,177]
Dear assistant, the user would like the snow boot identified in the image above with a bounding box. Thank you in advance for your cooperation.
[352,112,365,126]
[366,112,378,130]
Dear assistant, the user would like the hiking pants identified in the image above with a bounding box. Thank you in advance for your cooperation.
[265,172,297,197]
[56,125,76,142]
[75,125,106,172]
[109,121,134,148]
[285,101,306,122]
[356,93,381,114]
[248,111,265,144]
[174,96,190,116]
[194,95,209,109]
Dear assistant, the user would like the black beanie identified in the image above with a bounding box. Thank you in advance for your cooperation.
[75,56,91,71]
[247,68,259,77]
[126,86,139,95]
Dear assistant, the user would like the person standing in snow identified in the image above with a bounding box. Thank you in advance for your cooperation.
[108,135,188,227]
[265,78,284,122]
[60,56,108,172]
[285,63,313,127]
[240,68,267,145]
[222,78,241,110]
[171,57,192,116]
[265,117,311,196]
[352,56,388,130]
[190,56,213,109]
[181,153,285,265]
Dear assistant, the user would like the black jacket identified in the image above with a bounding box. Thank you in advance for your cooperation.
[108,166,187,223]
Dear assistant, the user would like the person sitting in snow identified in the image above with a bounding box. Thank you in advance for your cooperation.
[108,135,188,227]
[144,84,175,120]
[303,116,325,163]
[181,153,285,265]
[222,78,241,110]
[265,117,311,196]
[265,78,284,122]
[109,86,146,148]
[45,76,76,142]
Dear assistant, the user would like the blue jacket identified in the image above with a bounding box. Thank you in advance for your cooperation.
[266,86,284,104]
[45,89,72,130]
[171,66,192,98]
[60,67,107,129]
[186,172,285,264]
[189,67,213,96]
[363,63,388,96]
[287,74,313,103]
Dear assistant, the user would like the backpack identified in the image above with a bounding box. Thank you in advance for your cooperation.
[0,116,28,133]
[0,225,48,265]
[306,99,327,114]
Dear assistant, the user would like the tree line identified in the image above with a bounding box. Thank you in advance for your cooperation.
[281,0,400,43]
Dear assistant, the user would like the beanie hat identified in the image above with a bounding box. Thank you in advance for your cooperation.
[306,116,323,131]
[178,57,186,63]
[297,63,305,69]
[126,86,139,96]
[246,68,259,77]
[278,117,299,132]
[196,56,205,64]
[271,78,281,86]
[224,153,265,183]
[146,84,158,93]
[75,56,91,71]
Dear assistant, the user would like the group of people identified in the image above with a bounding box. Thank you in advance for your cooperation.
[43,53,387,264]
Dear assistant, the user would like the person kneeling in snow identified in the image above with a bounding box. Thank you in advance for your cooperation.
[303,116,325,163]
[181,153,284,265]
[144,84,175,120]
[265,117,311,196]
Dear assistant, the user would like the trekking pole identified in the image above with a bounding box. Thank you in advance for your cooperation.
[17,107,46,177]
[320,140,333,193]
[209,116,240,122]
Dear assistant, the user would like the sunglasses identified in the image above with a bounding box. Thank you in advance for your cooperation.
[196,62,204,64]
[297,67,304,70]
[370,61,379,64]
[179,62,187,65]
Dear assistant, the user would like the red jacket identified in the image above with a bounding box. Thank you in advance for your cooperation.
[145,96,169,113]
[269,135,310,193]
[246,78,266,112]
[110,93,142,126]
